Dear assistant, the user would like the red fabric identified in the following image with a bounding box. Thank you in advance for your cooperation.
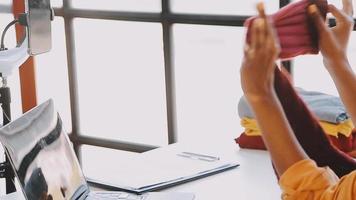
[235,133,266,150]
[274,67,356,178]
[245,0,328,60]
[236,131,356,153]
[236,67,356,178]
[328,131,356,153]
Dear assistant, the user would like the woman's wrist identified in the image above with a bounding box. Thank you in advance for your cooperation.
[245,89,278,106]
[323,55,351,73]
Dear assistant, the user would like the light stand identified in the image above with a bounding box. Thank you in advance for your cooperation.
[0,0,53,194]
[0,14,32,194]
[0,75,15,193]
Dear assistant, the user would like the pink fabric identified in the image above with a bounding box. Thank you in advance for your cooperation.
[245,0,328,60]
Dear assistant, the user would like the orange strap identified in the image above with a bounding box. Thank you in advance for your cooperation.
[12,0,37,113]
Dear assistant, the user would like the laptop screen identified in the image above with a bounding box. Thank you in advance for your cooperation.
[0,100,88,200]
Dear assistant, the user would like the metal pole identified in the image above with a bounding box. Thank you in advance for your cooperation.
[279,0,291,7]
[162,0,178,144]
[63,0,82,161]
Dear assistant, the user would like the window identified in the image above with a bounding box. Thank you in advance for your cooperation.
[1,0,356,191]
[73,19,167,146]
[58,0,297,182]
[51,0,63,8]
[171,0,279,15]
[72,0,161,12]
[35,18,72,132]
[294,32,356,96]
[0,0,11,6]
[173,25,245,142]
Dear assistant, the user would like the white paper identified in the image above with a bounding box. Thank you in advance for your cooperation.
[90,144,238,189]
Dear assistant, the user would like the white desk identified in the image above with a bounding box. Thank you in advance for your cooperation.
[1,141,281,200]
[158,141,281,199]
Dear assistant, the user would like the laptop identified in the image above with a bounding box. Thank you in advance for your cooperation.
[0,99,195,200]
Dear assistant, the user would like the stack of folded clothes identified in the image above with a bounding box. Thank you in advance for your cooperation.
[235,88,356,154]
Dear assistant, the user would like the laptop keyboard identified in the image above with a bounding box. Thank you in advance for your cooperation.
[88,191,144,200]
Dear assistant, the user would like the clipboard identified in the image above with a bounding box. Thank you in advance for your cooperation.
[85,145,240,194]
[87,162,239,194]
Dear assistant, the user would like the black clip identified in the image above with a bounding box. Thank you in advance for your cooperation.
[0,161,12,178]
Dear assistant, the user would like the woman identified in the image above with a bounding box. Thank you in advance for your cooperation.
[241,0,356,199]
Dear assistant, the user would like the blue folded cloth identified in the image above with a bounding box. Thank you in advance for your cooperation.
[238,88,349,124]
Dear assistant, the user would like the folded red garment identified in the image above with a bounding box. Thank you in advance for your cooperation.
[328,131,356,153]
[245,0,328,60]
[236,130,356,154]
[235,133,266,150]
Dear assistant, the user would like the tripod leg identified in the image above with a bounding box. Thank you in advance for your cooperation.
[5,155,15,194]
[0,82,16,193]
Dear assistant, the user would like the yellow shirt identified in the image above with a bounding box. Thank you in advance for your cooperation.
[279,159,356,200]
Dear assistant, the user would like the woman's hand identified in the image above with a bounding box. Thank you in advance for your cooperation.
[240,3,280,102]
[240,4,308,176]
[308,0,354,68]
[309,1,356,127]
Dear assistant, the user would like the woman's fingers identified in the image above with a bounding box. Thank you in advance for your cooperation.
[257,2,267,18]
[251,19,266,49]
[308,4,332,38]
[257,2,268,37]
[257,2,279,52]
[265,17,280,53]
[342,0,354,16]
[250,19,259,52]
[329,4,348,20]
[248,18,266,59]
[247,2,279,59]
[329,4,354,24]
[255,19,266,50]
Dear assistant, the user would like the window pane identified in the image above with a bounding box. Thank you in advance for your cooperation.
[81,145,139,184]
[171,0,279,15]
[294,54,337,95]
[294,32,356,96]
[0,1,11,14]
[173,24,245,143]
[51,0,63,8]
[0,14,16,49]
[290,0,356,16]
[0,0,11,5]
[327,0,356,11]
[7,71,22,120]
[74,19,167,146]
[72,0,161,12]
[36,18,72,132]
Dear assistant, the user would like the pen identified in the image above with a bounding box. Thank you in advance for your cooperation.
[181,152,220,161]
[176,152,220,162]
[176,153,218,162]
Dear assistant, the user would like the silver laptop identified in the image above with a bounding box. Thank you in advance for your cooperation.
[0,99,195,200]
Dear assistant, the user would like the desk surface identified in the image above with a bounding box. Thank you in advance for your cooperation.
[1,141,281,200]
[159,142,281,199]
